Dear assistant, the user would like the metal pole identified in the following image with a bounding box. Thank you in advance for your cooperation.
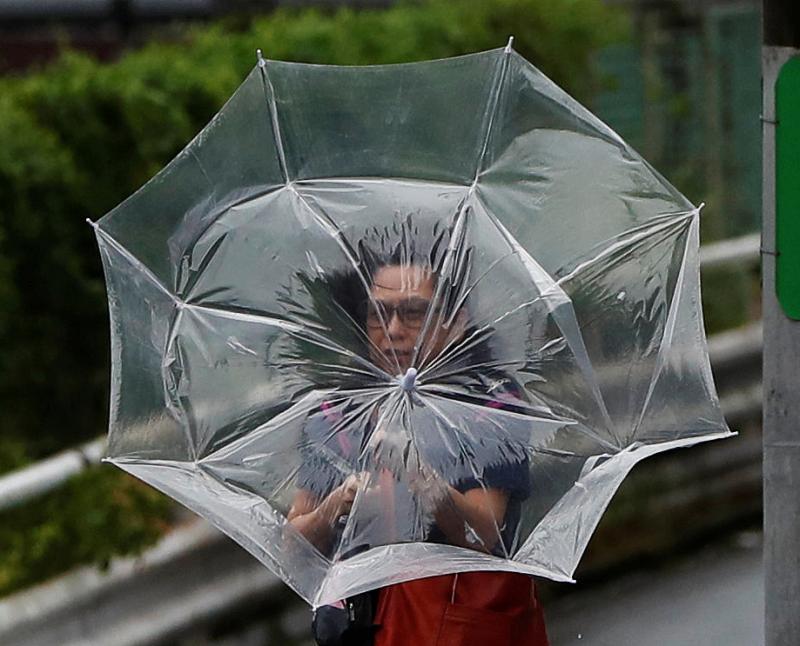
[763,2,800,645]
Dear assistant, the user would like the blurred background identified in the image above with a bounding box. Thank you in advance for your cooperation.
[0,1,763,644]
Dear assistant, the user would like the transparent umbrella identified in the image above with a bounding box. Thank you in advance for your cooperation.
[91,43,733,607]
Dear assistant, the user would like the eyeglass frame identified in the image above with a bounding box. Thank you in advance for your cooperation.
[364,297,438,331]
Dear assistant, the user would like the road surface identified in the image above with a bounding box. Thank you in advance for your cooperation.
[544,531,763,646]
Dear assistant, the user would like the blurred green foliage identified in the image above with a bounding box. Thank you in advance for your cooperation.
[0,466,172,596]
[0,0,627,595]
[701,266,755,334]
[0,0,627,466]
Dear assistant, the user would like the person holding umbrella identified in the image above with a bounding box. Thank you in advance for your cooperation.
[286,222,550,646]
[92,45,731,646]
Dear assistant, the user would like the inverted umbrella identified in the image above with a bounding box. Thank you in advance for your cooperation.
[91,43,732,607]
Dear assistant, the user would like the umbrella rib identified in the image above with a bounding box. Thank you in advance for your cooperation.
[508,49,628,152]
[95,226,178,304]
[186,301,391,380]
[171,61,300,300]
[551,211,696,445]
[314,394,388,480]
[189,148,215,192]
[418,384,566,423]
[202,388,385,475]
[94,231,197,460]
[415,266,622,452]
[418,294,546,379]
[421,358,524,384]
[420,395,511,558]
[419,326,496,379]
[415,46,512,370]
[472,44,513,184]
[176,184,286,299]
[288,184,403,373]
[424,388,619,454]
[417,223,562,375]
[411,200,472,369]
[98,221,201,462]
[476,198,622,447]
[425,196,565,382]
[555,209,697,286]
[440,396,561,450]
[258,59,291,184]
[332,391,402,563]
[414,47,512,369]
[281,359,388,383]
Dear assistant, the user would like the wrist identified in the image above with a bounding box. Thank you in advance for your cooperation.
[410,471,451,509]
[317,492,342,525]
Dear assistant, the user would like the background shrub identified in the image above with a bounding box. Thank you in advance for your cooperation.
[0,0,627,595]
[1,0,626,464]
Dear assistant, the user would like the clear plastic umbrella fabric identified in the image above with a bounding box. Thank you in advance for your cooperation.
[93,46,733,607]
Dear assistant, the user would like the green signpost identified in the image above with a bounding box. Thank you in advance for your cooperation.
[776,56,800,319]
[764,4,800,642]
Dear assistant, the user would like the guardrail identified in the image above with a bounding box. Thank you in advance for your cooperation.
[0,438,105,512]
[0,232,764,646]
[698,231,760,271]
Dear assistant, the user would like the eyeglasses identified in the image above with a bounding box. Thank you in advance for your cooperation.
[365,298,433,330]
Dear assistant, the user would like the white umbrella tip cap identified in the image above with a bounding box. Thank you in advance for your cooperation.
[400,367,418,391]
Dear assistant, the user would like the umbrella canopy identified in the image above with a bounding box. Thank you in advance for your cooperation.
[92,44,732,607]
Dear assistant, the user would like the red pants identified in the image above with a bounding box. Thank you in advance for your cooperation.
[373,571,549,646]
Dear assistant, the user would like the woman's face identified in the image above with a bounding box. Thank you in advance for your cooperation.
[366,265,462,373]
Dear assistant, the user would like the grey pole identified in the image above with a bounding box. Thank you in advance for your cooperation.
[763,2,800,645]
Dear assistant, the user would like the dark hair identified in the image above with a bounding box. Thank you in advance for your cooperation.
[277,212,506,389]
[283,214,456,333]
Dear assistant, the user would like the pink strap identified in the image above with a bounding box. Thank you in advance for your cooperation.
[321,401,352,455]
[380,468,397,541]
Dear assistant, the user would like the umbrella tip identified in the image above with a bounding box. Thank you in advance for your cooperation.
[256,49,266,67]
[505,36,514,53]
[85,218,97,229]
[399,367,418,391]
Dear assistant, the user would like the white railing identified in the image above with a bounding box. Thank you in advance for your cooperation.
[0,438,105,512]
